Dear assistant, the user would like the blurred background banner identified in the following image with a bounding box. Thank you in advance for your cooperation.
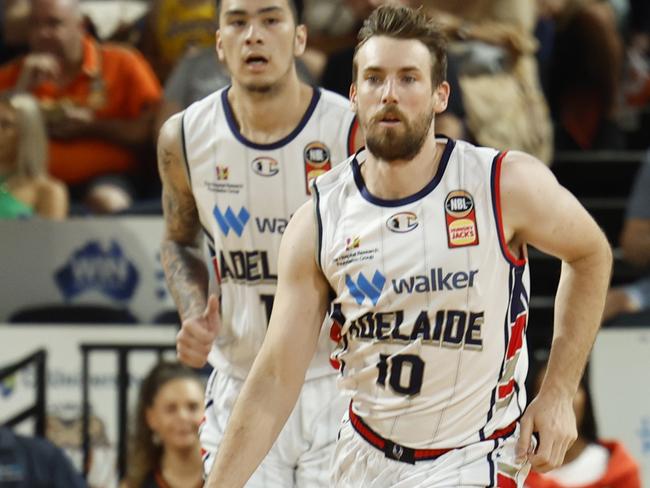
[0,325,177,488]
[0,218,176,324]
[592,328,650,485]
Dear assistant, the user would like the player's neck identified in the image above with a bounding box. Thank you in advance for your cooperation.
[228,75,313,145]
[361,130,444,200]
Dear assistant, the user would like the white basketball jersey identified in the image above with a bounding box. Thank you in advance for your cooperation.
[313,139,530,449]
[182,86,357,380]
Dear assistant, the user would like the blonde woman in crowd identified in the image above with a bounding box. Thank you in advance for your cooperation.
[0,93,68,219]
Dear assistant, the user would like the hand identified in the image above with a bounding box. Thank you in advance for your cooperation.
[516,390,577,472]
[45,103,94,139]
[176,295,221,368]
[15,53,61,91]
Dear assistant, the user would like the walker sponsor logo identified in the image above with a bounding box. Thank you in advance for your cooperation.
[386,212,418,233]
[213,205,250,237]
[255,217,288,234]
[252,157,279,177]
[54,241,139,301]
[391,268,478,294]
[346,271,386,306]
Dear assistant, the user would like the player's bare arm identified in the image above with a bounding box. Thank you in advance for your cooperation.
[500,151,612,472]
[206,200,331,488]
[158,113,219,367]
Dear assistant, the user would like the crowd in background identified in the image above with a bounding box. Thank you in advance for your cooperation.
[0,0,649,486]
[0,0,648,216]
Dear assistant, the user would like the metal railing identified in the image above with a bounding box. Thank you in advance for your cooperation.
[0,349,47,436]
[80,343,175,480]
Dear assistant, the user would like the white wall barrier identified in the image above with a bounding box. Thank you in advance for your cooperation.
[0,325,177,487]
[0,218,175,324]
[592,327,650,486]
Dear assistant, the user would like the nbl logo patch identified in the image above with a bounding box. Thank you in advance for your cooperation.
[445,190,479,248]
[303,141,331,194]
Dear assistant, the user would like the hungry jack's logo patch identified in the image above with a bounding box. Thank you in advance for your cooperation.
[304,141,331,194]
[445,190,479,248]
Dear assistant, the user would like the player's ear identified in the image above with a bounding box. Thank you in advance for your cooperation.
[349,82,358,112]
[433,81,450,114]
[216,30,225,62]
[294,24,307,57]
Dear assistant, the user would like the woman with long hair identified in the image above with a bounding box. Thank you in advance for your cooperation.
[125,361,204,488]
[0,93,68,219]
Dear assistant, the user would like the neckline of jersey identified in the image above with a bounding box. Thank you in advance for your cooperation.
[351,137,455,207]
[221,85,321,150]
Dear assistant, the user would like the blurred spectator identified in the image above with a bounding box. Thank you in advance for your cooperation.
[620,0,650,142]
[602,151,650,322]
[0,0,162,214]
[524,355,641,488]
[124,362,204,488]
[0,426,87,487]
[418,0,553,164]
[111,0,217,83]
[0,0,29,64]
[0,93,68,219]
[539,0,625,150]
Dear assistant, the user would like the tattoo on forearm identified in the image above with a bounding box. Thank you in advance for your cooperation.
[158,143,208,320]
[161,240,209,320]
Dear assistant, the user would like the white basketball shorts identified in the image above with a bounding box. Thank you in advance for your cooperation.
[199,368,347,487]
[332,413,531,487]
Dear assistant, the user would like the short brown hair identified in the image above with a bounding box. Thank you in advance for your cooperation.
[216,0,300,25]
[352,5,447,87]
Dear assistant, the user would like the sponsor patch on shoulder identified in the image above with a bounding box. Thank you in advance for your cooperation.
[445,190,479,248]
[304,141,331,194]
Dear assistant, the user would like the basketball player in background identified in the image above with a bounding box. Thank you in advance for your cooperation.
[206,5,612,487]
[157,0,361,486]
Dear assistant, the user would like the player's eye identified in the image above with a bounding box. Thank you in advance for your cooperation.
[264,17,280,25]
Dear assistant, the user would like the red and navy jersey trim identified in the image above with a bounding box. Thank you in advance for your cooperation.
[490,151,527,268]
[347,117,360,156]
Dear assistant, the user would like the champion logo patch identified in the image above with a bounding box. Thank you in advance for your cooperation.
[445,190,479,248]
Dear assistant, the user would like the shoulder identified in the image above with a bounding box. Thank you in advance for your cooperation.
[158,111,188,171]
[316,88,354,117]
[317,87,352,110]
[499,149,553,193]
[183,89,224,122]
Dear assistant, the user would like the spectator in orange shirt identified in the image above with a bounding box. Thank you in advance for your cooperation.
[0,0,162,213]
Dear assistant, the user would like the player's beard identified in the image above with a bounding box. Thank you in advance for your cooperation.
[364,106,434,163]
